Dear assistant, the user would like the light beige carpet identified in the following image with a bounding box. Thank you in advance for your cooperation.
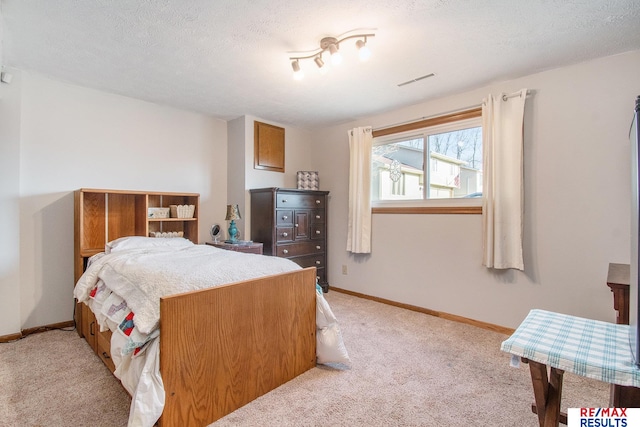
[0,291,609,426]
[0,325,131,426]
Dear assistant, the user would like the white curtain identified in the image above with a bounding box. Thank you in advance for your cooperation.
[347,126,373,253]
[482,89,527,270]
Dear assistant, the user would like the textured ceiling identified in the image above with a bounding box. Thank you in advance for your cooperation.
[2,0,640,128]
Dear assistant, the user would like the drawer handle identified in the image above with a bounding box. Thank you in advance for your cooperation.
[282,215,288,220]
[283,249,289,254]
[90,321,95,336]
[281,232,288,237]
[315,215,321,219]
[315,261,321,265]
[282,199,288,203]
[316,245,321,250]
[102,351,111,360]
[295,223,298,227]
[315,200,321,204]
[315,230,321,234]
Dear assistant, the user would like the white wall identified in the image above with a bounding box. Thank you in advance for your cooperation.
[226,116,247,240]
[0,68,22,336]
[6,51,638,335]
[227,115,313,240]
[14,71,227,331]
[312,50,640,329]
[2,72,315,335]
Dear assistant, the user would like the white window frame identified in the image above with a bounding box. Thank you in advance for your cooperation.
[372,113,483,214]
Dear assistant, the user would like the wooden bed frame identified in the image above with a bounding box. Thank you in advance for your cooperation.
[159,268,316,425]
[74,188,317,426]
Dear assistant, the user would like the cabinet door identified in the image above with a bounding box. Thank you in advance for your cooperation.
[294,210,310,240]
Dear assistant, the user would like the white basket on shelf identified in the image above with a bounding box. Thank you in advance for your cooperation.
[148,207,170,218]
[170,204,195,218]
[149,231,184,238]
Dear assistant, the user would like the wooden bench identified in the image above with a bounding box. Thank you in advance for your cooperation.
[501,309,640,426]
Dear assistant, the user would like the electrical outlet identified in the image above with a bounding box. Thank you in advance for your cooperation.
[342,265,348,275]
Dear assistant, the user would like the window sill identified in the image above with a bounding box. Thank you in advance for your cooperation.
[371,199,482,215]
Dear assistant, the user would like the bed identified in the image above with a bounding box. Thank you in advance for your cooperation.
[73,189,348,427]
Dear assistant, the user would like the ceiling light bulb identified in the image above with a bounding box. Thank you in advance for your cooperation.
[314,56,329,75]
[291,60,304,80]
[328,44,342,66]
[356,39,371,61]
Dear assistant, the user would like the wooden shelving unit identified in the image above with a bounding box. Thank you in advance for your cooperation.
[74,188,200,282]
[73,188,199,354]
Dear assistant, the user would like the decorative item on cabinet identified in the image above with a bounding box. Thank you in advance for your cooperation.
[296,171,319,190]
[250,187,330,292]
[225,204,241,243]
[169,204,195,218]
[148,207,170,218]
[210,224,222,243]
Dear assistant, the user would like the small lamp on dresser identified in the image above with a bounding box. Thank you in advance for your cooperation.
[225,204,241,243]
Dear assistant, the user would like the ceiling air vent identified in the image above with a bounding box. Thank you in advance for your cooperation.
[397,73,435,87]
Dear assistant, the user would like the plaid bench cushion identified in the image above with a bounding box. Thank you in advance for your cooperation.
[501,309,640,387]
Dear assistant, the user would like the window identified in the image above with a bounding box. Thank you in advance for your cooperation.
[371,108,482,212]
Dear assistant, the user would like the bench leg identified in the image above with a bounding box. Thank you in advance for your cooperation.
[524,358,565,427]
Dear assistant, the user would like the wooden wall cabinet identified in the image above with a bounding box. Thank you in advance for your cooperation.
[74,188,200,366]
[250,187,329,292]
[254,121,285,172]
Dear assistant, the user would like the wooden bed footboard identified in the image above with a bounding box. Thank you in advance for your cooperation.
[158,267,317,426]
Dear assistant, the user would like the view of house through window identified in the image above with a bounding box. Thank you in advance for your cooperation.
[372,118,482,202]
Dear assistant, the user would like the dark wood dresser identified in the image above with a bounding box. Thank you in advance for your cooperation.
[250,187,329,292]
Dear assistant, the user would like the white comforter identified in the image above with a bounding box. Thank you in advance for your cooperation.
[75,243,302,334]
[74,239,349,427]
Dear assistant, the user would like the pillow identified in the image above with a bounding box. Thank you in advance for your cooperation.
[105,236,194,254]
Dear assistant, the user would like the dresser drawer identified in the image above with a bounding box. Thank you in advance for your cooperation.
[276,210,294,226]
[81,303,97,352]
[276,227,294,242]
[276,193,325,209]
[310,209,325,224]
[277,241,325,257]
[290,253,325,269]
[97,329,116,373]
[310,224,325,239]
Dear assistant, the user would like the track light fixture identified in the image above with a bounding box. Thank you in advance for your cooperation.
[355,39,371,61]
[289,32,375,80]
[291,59,304,81]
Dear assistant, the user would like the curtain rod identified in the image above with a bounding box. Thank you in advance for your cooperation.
[373,89,531,132]
[501,89,531,101]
